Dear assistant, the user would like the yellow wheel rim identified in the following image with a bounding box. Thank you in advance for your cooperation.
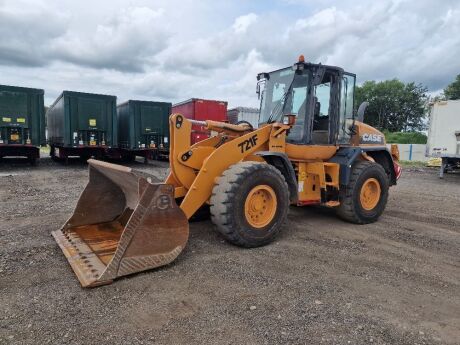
[244,185,277,228]
[360,178,381,211]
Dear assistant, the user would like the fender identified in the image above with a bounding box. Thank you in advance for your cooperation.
[329,147,397,186]
[256,151,298,203]
[363,148,398,185]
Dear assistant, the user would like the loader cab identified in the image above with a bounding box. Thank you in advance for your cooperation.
[257,59,356,146]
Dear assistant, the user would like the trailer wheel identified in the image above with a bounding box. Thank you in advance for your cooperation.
[210,162,289,247]
[336,161,389,224]
[50,146,58,161]
[79,155,91,163]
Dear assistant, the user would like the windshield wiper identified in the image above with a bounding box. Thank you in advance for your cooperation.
[267,76,296,124]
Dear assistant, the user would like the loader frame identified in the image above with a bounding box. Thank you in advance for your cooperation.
[52,57,401,288]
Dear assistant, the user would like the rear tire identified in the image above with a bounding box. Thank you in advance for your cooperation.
[210,162,289,247]
[336,161,389,224]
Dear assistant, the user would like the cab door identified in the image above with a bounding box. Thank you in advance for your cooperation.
[337,73,356,144]
[310,69,341,145]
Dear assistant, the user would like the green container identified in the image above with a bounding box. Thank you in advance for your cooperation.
[117,100,171,150]
[0,85,45,146]
[47,91,117,148]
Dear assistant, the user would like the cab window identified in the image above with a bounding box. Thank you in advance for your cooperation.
[338,74,356,143]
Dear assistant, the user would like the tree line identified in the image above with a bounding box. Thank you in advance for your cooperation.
[355,74,460,133]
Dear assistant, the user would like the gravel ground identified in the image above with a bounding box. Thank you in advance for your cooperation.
[1,158,459,345]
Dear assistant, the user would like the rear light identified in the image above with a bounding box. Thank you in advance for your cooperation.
[394,161,402,180]
[283,114,296,126]
[390,144,400,161]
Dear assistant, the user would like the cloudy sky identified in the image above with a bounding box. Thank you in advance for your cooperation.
[1,0,459,107]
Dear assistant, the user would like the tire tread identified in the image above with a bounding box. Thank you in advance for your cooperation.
[210,162,289,247]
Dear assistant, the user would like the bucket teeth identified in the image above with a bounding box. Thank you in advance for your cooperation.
[52,159,189,287]
[52,228,109,287]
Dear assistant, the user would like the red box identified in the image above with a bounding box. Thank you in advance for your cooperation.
[172,98,227,144]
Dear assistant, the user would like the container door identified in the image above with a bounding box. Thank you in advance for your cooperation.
[194,100,227,122]
[191,131,209,144]
[139,105,163,149]
[77,98,107,146]
[172,102,194,120]
[191,101,209,136]
[0,91,28,144]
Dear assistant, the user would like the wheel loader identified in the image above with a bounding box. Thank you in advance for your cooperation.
[52,56,402,287]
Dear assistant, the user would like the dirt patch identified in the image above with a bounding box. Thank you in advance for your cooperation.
[1,160,459,345]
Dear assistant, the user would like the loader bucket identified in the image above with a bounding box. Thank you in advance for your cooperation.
[52,159,189,287]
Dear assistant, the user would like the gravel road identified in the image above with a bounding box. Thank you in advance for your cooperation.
[1,158,459,345]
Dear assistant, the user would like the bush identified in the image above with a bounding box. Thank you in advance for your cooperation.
[383,131,427,144]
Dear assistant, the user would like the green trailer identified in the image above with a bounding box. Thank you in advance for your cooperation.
[47,91,117,162]
[116,100,171,162]
[0,85,45,164]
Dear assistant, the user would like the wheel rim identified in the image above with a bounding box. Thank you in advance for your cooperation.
[360,178,381,211]
[244,185,277,228]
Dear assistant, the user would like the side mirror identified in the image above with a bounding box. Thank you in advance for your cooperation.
[256,82,261,98]
[357,102,369,122]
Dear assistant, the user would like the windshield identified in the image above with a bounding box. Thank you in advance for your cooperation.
[259,67,309,126]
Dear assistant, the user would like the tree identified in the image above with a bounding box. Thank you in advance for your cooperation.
[355,79,428,132]
[444,74,460,100]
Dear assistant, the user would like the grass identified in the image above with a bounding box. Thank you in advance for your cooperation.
[399,160,429,168]
[384,131,427,144]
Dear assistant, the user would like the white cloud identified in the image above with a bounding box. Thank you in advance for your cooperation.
[0,0,68,66]
[0,0,459,109]
[232,13,258,33]
[50,6,170,72]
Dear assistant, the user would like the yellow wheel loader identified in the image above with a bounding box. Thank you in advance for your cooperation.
[52,56,402,287]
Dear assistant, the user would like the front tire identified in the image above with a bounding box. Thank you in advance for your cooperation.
[336,161,389,224]
[210,162,289,247]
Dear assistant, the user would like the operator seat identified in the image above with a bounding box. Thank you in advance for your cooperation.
[312,98,329,144]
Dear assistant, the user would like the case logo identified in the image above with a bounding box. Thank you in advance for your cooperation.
[361,133,384,144]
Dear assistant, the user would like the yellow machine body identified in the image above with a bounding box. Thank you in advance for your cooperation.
[52,58,400,287]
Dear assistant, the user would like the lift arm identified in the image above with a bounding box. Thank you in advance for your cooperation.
[167,114,290,219]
